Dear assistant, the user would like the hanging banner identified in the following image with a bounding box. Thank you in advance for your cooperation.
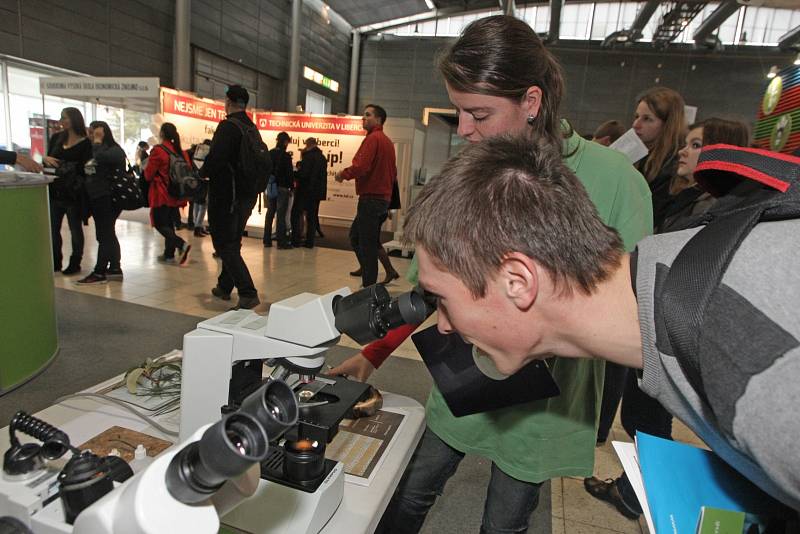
[159,88,229,148]
[255,112,366,221]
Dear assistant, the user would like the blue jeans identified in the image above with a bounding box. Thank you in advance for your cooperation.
[264,187,290,245]
[376,427,543,534]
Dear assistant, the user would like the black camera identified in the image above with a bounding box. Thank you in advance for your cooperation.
[332,285,436,345]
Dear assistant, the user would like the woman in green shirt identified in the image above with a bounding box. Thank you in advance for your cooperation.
[332,15,652,533]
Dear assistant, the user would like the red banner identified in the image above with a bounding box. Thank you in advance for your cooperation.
[256,113,365,136]
[162,92,227,123]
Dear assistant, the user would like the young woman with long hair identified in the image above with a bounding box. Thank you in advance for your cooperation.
[75,121,127,284]
[46,107,92,275]
[144,122,191,264]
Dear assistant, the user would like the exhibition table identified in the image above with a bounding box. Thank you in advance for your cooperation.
[0,171,57,395]
[0,374,426,533]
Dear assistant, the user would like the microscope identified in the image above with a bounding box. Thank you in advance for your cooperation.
[0,284,434,534]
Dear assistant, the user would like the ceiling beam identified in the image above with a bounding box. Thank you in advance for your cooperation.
[778,24,800,51]
[601,0,660,48]
[693,0,740,48]
[545,0,564,44]
[500,0,515,17]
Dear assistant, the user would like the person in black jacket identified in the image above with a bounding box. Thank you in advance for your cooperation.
[200,84,261,310]
[45,107,93,275]
[75,121,127,284]
[291,137,327,248]
[264,131,294,249]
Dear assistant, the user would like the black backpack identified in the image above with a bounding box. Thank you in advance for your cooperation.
[657,145,800,403]
[227,117,272,200]
[158,145,204,201]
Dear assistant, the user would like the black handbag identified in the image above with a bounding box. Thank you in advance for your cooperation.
[389,179,401,210]
[111,168,144,210]
[50,162,84,201]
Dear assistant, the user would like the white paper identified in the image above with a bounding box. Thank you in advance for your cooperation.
[684,105,698,125]
[612,440,655,534]
[609,128,649,164]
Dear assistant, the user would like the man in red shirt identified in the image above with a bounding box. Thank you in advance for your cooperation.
[335,104,397,287]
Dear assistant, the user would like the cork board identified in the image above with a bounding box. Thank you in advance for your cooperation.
[79,426,173,462]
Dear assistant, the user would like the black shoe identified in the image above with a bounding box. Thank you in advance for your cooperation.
[76,272,107,285]
[194,228,206,238]
[106,268,124,281]
[316,229,325,238]
[380,270,400,285]
[178,243,192,265]
[277,243,293,250]
[232,295,260,310]
[303,243,314,248]
[263,241,272,248]
[583,477,641,520]
[349,268,362,277]
[54,265,62,273]
[62,263,81,275]
[211,286,231,301]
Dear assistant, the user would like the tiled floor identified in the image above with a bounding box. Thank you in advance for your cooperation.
[57,215,705,534]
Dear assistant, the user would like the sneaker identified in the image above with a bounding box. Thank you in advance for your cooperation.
[106,268,124,281]
[157,255,176,264]
[232,295,260,310]
[211,286,231,301]
[76,272,107,285]
[178,243,192,265]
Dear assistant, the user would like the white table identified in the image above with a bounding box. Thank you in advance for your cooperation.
[0,376,426,534]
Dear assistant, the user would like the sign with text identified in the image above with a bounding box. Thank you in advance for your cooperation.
[159,89,225,148]
[40,76,160,98]
[255,112,366,222]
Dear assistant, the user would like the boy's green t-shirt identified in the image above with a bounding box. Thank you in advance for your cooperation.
[408,132,653,482]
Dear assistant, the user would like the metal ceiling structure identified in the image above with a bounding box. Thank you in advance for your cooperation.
[327,0,800,51]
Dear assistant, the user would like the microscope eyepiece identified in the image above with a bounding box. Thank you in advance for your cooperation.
[239,380,298,442]
[333,285,436,345]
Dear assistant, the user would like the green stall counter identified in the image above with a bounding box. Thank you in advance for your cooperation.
[0,171,58,395]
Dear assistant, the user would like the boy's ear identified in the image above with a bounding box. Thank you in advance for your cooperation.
[498,252,539,311]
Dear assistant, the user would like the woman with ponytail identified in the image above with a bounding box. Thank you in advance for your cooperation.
[329,15,653,533]
[144,122,191,264]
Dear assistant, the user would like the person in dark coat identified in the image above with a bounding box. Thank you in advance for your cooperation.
[45,107,93,275]
[200,84,262,310]
[75,121,127,284]
[291,137,328,248]
[264,131,294,248]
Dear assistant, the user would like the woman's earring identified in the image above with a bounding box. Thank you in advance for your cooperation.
[527,114,535,126]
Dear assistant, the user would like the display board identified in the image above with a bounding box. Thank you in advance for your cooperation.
[754,65,800,154]
[254,112,365,221]
[160,88,232,147]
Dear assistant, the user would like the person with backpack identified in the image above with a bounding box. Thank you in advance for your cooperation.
[403,134,800,512]
[200,84,269,310]
[75,121,127,284]
[144,122,191,265]
[290,137,327,248]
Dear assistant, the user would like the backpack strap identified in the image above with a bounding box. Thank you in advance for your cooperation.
[658,145,798,401]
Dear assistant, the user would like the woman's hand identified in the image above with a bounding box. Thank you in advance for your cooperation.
[328,353,377,382]
[43,156,60,168]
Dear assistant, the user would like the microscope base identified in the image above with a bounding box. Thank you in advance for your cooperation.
[221,462,345,534]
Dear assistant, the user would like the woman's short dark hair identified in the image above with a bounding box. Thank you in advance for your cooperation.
[159,122,183,153]
[61,107,87,138]
[89,121,118,147]
[437,15,568,153]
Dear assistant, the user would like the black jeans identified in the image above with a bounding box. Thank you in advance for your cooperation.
[349,197,388,287]
[596,361,629,443]
[290,192,320,247]
[264,187,290,245]
[152,206,185,259]
[209,196,257,298]
[376,427,543,534]
[50,197,84,268]
[88,195,121,274]
[614,369,673,514]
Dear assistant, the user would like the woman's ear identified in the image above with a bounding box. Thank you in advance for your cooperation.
[523,86,543,119]
[498,252,539,311]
